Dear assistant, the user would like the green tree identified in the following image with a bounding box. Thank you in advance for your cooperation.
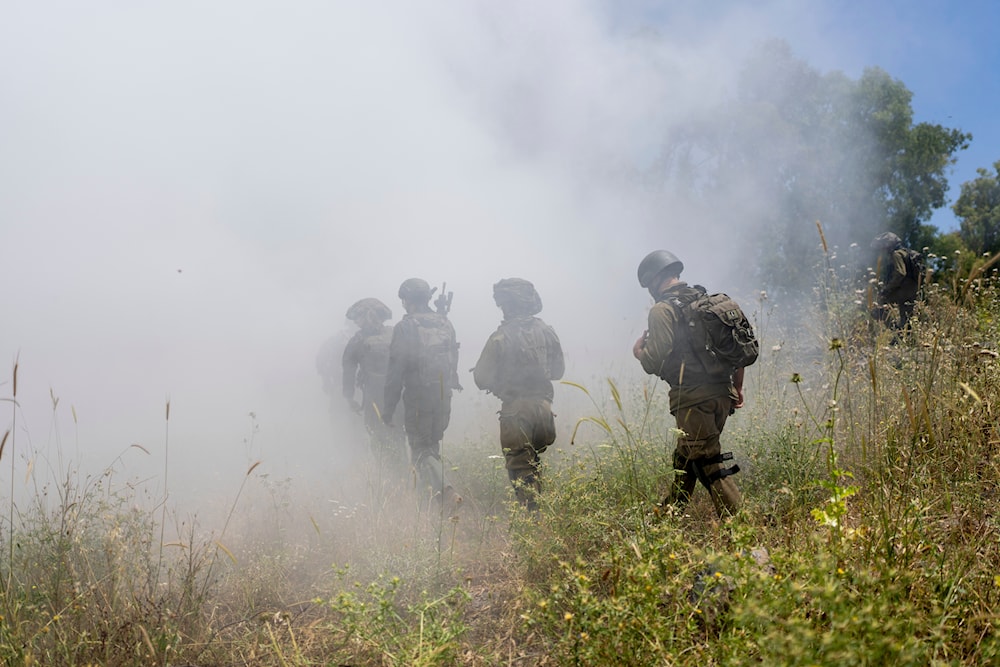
[659,40,969,295]
[954,161,1000,255]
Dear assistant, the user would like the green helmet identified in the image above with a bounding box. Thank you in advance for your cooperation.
[871,232,902,250]
[637,250,684,288]
[398,277,432,302]
[345,297,392,322]
[493,277,542,316]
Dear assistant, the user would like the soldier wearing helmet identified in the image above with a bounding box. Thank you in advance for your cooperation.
[632,250,743,519]
[871,232,922,330]
[340,297,406,468]
[383,278,463,508]
[473,278,565,512]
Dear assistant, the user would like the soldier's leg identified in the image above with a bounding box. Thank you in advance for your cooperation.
[662,448,698,507]
[404,397,446,500]
[499,399,546,510]
[365,398,406,474]
[675,399,742,518]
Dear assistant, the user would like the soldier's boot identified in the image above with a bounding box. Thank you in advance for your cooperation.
[695,453,742,518]
[509,470,541,512]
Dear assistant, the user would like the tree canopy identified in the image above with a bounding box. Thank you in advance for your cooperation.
[658,40,970,294]
[954,161,1000,256]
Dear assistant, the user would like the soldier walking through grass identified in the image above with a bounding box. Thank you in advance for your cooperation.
[871,231,923,331]
[383,278,463,508]
[473,278,565,511]
[632,250,748,519]
[341,297,406,469]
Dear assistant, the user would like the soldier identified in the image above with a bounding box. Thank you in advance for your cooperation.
[316,320,355,419]
[871,232,923,331]
[382,278,463,508]
[632,250,743,519]
[473,278,565,511]
[341,297,406,467]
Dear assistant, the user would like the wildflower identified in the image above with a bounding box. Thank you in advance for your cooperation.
[771,344,782,352]
[580,632,589,640]
[538,599,548,609]
[829,338,843,350]
[790,373,803,384]
[564,612,574,621]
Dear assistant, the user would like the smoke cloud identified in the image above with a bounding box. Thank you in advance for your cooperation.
[0,1,872,507]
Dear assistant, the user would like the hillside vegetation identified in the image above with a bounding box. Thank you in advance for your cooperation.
[3,251,1000,666]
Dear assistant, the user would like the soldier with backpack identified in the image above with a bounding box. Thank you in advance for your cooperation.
[632,250,757,519]
[383,278,463,509]
[871,232,923,331]
[341,297,406,469]
[473,278,565,512]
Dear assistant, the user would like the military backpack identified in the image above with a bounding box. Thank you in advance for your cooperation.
[669,288,759,374]
[412,313,459,389]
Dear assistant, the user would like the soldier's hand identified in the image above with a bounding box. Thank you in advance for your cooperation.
[733,387,745,410]
[632,332,648,360]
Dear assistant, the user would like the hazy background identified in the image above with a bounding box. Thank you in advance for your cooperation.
[1,1,994,508]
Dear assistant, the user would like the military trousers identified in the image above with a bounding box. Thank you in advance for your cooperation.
[402,387,453,498]
[498,397,556,508]
[669,396,742,517]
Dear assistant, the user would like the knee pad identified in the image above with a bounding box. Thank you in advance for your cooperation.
[694,452,740,484]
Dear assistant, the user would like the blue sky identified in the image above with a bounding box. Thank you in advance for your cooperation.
[819,1,1000,232]
[751,0,999,232]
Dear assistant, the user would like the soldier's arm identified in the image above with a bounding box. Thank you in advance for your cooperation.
[473,334,501,393]
[547,326,565,381]
[637,304,676,377]
[733,366,745,409]
[382,324,408,421]
[341,334,362,398]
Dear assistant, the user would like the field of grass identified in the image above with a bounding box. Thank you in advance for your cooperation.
[4,253,1000,665]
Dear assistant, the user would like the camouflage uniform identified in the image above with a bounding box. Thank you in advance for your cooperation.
[474,278,564,510]
[383,280,462,504]
[341,299,406,467]
[635,256,742,518]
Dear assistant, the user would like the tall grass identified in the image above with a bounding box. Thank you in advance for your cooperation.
[3,250,1000,664]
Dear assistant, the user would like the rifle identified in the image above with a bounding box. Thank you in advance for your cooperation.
[433,282,453,315]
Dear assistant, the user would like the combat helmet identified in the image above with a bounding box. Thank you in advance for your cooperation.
[345,297,392,323]
[398,277,433,302]
[493,277,542,316]
[871,232,902,250]
[637,250,684,288]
